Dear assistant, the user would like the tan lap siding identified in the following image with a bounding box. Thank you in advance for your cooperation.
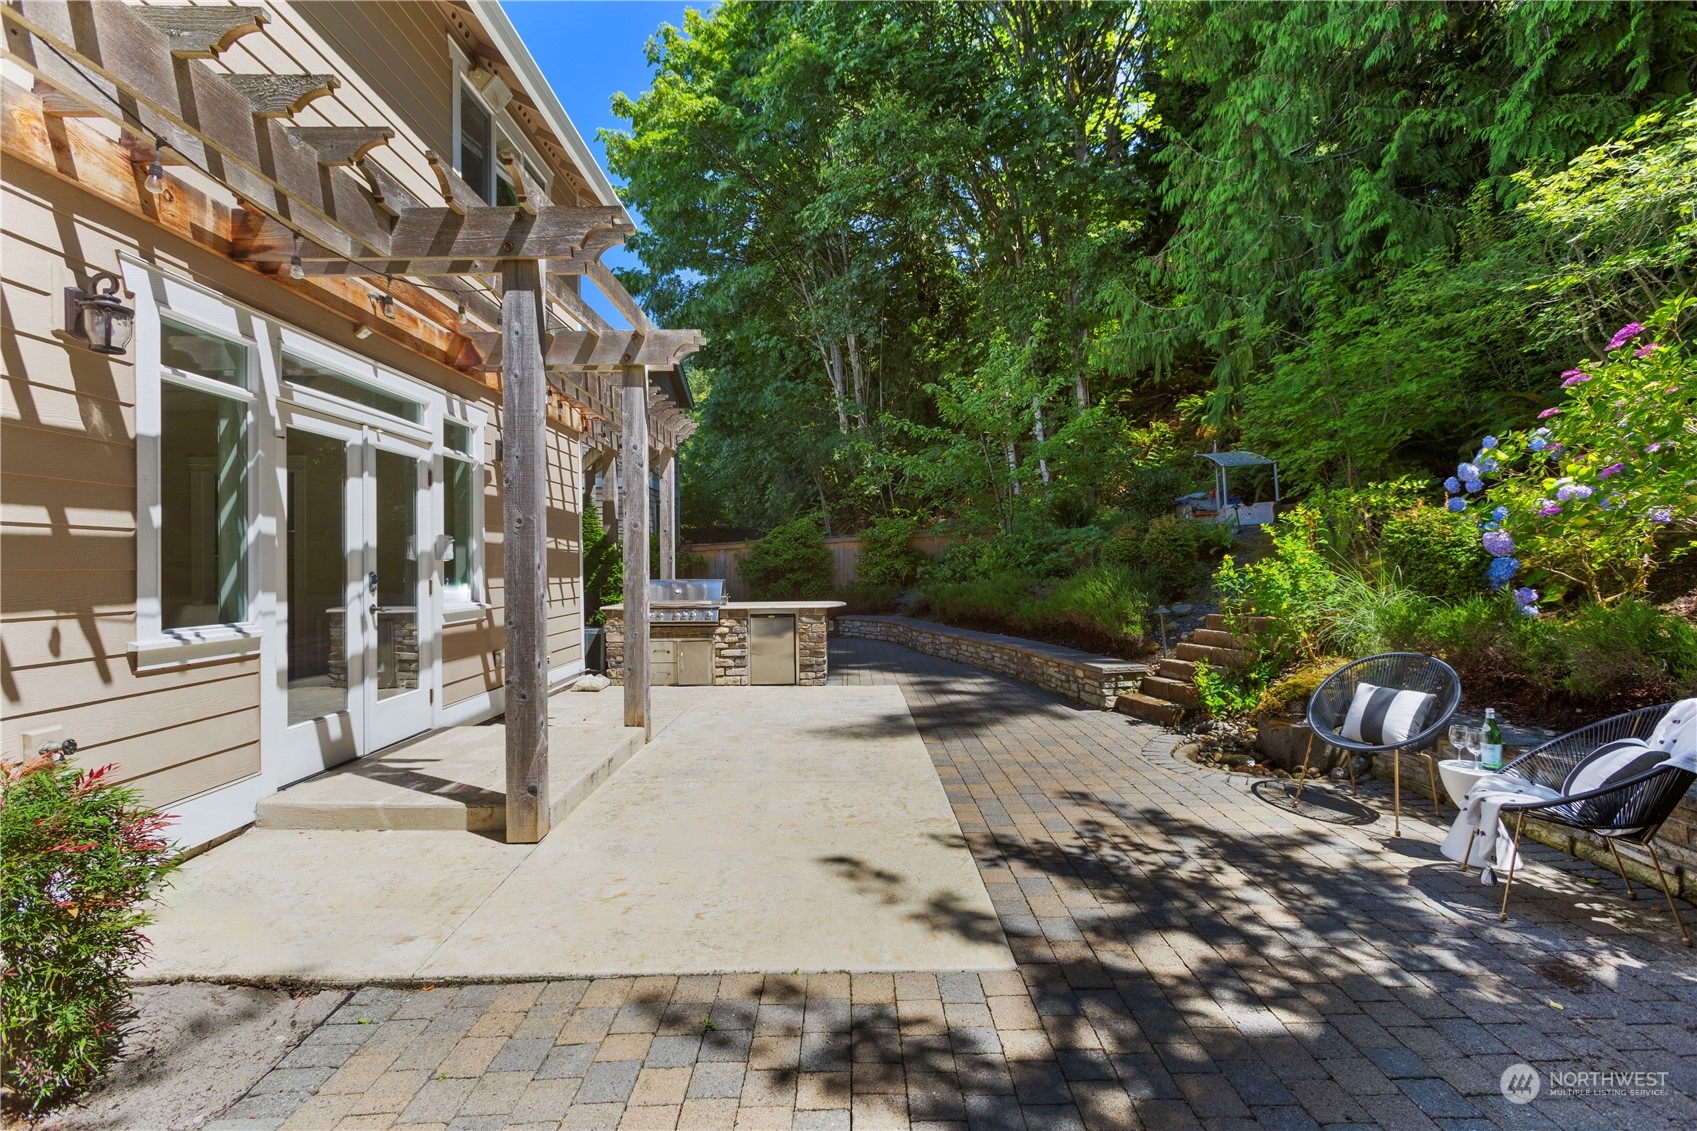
[2,171,261,808]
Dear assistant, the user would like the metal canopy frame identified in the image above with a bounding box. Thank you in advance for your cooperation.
[1195,450,1281,518]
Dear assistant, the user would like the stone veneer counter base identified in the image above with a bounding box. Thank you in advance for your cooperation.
[835,614,1148,709]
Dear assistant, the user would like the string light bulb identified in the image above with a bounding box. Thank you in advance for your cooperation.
[144,139,165,195]
[380,276,395,318]
[288,233,305,280]
[456,297,471,333]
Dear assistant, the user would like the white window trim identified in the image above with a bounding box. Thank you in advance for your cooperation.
[440,402,490,614]
[449,35,552,204]
[123,260,270,664]
[278,329,434,445]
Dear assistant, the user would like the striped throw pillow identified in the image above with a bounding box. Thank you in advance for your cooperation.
[1338,682,1436,748]
[1562,738,1667,832]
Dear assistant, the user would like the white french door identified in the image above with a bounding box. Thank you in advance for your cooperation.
[279,409,432,779]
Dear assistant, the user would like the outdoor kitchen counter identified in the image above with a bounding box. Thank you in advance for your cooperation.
[602,601,845,686]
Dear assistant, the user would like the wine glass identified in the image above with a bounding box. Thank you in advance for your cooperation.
[1448,723,1469,759]
[1463,726,1485,768]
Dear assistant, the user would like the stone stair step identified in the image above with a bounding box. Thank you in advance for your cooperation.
[1175,641,1251,668]
[1205,613,1274,633]
[1158,658,1198,681]
[1140,675,1201,708]
[1188,628,1250,649]
[1114,692,1186,726]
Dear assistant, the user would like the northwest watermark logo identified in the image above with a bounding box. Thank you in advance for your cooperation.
[1499,1062,1672,1103]
[1501,1063,1541,1104]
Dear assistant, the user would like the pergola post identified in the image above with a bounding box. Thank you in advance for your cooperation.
[600,462,619,541]
[620,366,652,737]
[657,447,677,578]
[501,260,549,843]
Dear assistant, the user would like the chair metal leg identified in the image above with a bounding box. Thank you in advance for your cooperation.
[1646,840,1692,948]
[1606,839,1637,900]
[1459,827,1477,873]
[1423,751,1441,818]
[1392,747,1402,837]
[1346,749,1358,796]
[1499,811,1525,922]
[1292,731,1315,811]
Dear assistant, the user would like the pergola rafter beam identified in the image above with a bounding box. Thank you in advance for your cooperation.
[465,328,704,371]
[128,4,269,59]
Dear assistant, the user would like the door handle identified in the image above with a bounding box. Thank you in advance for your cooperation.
[369,603,379,615]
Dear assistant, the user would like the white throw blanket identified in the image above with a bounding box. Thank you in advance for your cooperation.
[1440,773,1560,873]
[1439,698,1697,877]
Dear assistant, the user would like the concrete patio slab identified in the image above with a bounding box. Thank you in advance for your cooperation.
[253,685,677,834]
[140,685,1011,984]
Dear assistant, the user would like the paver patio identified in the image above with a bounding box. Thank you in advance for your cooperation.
[212,638,1695,1130]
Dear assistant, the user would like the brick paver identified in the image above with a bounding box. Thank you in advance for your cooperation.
[213,639,1694,1130]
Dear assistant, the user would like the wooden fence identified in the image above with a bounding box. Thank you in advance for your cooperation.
[683,533,954,599]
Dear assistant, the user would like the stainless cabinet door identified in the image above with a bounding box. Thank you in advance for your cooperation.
[749,614,797,685]
[677,639,713,685]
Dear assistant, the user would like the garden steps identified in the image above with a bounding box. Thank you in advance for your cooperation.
[1114,621,1262,726]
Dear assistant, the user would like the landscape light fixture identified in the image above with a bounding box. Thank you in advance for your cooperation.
[143,138,165,195]
[63,272,135,356]
[288,233,305,280]
[353,323,373,340]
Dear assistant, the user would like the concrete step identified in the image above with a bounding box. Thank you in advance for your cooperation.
[258,704,650,834]
[1175,641,1251,668]
[1158,658,1198,681]
[1139,675,1201,708]
[1115,692,1186,726]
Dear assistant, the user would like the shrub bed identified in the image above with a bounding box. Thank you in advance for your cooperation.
[1,745,178,1113]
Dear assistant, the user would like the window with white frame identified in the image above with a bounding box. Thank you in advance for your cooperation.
[158,318,251,629]
[451,42,550,207]
[442,416,481,605]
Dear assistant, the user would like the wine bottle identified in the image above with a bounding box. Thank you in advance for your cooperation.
[1481,708,1504,771]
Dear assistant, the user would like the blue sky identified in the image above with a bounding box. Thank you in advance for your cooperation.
[502,0,699,326]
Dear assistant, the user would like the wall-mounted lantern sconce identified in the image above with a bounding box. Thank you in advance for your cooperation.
[64,272,135,356]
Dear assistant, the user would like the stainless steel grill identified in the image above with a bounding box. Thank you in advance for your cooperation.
[648,578,725,623]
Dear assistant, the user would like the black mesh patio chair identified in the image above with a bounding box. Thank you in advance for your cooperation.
[1293,652,1462,836]
[1486,703,1692,947]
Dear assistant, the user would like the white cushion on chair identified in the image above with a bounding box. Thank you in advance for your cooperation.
[1339,682,1435,747]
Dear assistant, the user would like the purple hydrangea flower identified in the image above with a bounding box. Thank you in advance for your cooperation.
[1482,530,1515,557]
[1491,506,1508,521]
[1538,501,1562,517]
[1478,457,1499,474]
[1512,587,1539,606]
[1528,437,1548,452]
[1607,322,1645,351]
[1555,483,1594,502]
[1647,506,1674,525]
[1519,603,1540,617]
[1444,476,1462,494]
[1480,436,1498,449]
[1538,407,1560,419]
[1561,369,1590,388]
[1634,341,1659,359]
[1464,478,1484,494]
[1447,497,1467,513]
[1457,462,1481,481]
[1598,462,1625,479]
[1647,442,1663,453]
[1486,557,1520,589]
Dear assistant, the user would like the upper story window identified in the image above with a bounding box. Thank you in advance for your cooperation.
[451,42,551,207]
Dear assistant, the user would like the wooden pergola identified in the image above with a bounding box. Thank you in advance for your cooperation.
[2,0,701,842]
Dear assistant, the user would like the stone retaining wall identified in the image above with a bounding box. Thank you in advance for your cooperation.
[835,615,1147,709]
